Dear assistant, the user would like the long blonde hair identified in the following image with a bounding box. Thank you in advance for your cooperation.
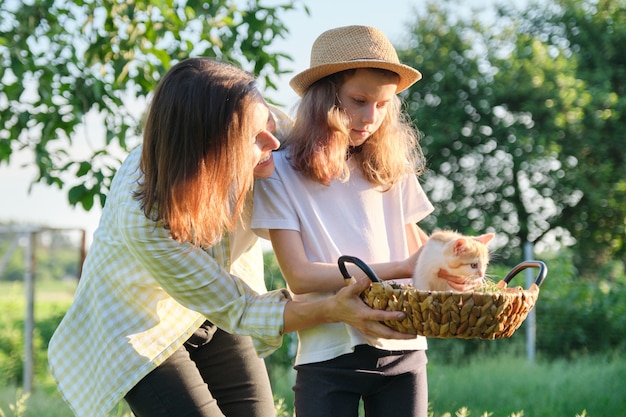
[135,58,261,247]
[284,69,425,188]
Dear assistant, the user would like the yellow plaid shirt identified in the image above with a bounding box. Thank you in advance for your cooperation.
[48,146,289,417]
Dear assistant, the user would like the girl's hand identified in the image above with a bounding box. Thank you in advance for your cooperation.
[437,268,482,291]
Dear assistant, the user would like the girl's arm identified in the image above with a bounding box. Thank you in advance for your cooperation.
[269,228,419,294]
[406,222,428,253]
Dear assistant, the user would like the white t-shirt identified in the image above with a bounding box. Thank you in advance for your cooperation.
[252,150,434,365]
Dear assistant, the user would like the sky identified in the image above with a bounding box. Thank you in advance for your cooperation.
[0,0,521,246]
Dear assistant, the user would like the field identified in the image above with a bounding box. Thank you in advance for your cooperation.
[1,280,625,417]
[427,353,624,416]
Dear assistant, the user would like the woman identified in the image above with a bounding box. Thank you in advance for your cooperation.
[252,26,433,417]
[48,58,411,417]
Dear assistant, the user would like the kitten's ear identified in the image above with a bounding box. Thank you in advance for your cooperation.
[453,238,468,255]
[475,233,495,245]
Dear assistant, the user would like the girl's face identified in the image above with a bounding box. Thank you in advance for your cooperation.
[337,69,398,147]
[249,100,280,178]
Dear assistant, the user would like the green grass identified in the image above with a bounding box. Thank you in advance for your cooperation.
[2,353,623,416]
[0,387,132,417]
[1,280,625,417]
[427,353,625,417]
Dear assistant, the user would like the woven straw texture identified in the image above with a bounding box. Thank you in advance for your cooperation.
[289,25,422,96]
[309,26,400,67]
[361,281,540,339]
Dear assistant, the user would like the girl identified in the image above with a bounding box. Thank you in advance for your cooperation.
[252,26,433,417]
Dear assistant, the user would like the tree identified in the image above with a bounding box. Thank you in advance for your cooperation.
[398,1,574,261]
[0,0,303,210]
[482,7,588,260]
[398,0,625,276]
[514,0,626,276]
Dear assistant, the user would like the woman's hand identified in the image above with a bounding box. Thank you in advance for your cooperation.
[282,277,415,340]
[326,277,415,339]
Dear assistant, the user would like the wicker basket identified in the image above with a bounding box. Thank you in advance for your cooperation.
[338,256,547,340]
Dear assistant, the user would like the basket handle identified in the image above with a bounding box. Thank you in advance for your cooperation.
[338,255,381,283]
[502,260,548,288]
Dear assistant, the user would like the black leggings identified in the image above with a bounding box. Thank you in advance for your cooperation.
[124,322,275,417]
[294,345,428,417]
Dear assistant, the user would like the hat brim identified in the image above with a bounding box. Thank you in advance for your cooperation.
[289,59,422,97]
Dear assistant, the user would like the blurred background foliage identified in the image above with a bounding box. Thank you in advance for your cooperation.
[1,0,623,276]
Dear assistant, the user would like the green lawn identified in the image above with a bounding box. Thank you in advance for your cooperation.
[428,353,624,417]
[2,353,623,417]
[1,280,624,417]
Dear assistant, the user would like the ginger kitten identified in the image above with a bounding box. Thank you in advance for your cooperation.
[412,230,494,292]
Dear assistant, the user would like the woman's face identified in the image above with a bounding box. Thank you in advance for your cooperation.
[249,100,280,179]
[336,69,398,147]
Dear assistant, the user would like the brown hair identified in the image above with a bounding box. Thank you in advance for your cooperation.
[285,69,425,188]
[135,58,262,246]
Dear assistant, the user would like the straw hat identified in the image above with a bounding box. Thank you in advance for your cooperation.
[290,25,422,96]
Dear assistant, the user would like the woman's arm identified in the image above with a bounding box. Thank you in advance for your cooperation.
[282,275,413,339]
[121,210,413,348]
[269,228,417,294]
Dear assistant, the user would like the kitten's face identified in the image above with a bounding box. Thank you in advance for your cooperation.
[444,235,491,281]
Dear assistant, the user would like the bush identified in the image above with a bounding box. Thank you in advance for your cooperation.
[0,311,24,385]
[535,252,626,357]
[0,281,73,389]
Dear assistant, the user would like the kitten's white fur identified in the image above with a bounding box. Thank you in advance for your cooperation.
[412,230,494,291]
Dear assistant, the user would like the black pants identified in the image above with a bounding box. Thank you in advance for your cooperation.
[294,345,428,417]
[125,322,275,417]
